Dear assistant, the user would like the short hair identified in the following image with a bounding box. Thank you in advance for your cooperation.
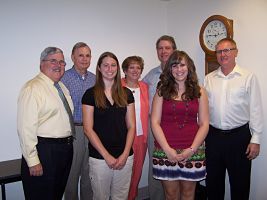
[156,35,177,50]
[40,47,63,62]
[71,42,90,55]
[121,56,144,73]
[216,38,237,49]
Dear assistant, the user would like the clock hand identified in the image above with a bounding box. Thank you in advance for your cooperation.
[207,34,217,37]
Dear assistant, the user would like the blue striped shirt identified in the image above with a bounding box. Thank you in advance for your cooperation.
[61,66,96,123]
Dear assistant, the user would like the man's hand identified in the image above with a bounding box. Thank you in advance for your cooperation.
[29,163,43,176]
[246,143,260,160]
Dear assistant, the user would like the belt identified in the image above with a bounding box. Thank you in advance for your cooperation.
[37,136,73,144]
[74,122,83,126]
[210,123,249,134]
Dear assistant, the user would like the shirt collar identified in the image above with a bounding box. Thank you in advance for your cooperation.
[216,65,242,78]
[39,72,56,85]
[72,66,88,79]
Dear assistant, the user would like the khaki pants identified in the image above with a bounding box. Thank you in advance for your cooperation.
[89,155,133,200]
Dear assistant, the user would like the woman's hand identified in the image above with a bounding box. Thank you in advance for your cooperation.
[104,154,118,169]
[114,153,128,170]
[178,148,194,162]
[165,148,178,163]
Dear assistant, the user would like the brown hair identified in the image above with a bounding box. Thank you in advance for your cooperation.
[157,50,201,100]
[156,35,177,50]
[121,56,144,74]
[94,52,127,108]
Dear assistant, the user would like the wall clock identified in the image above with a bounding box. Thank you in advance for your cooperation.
[199,15,233,74]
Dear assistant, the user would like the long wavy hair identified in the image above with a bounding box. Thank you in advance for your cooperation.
[157,50,201,100]
[94,52,127,108]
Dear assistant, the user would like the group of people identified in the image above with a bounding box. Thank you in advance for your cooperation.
[17,35,263,200]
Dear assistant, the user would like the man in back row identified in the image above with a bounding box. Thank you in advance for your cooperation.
[143,35,177,200]
[62,42,96,200]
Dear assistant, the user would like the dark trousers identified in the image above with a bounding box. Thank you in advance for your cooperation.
[205,124,252,200]
[21,137,73,200]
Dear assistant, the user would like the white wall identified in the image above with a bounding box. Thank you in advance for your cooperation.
[1,0,266,199]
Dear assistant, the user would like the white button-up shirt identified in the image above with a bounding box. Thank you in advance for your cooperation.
[204,65,263,144]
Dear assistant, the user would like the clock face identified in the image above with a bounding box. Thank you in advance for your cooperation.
[204,20,228,51]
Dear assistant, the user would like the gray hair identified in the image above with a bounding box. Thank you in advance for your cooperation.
[40,47,63,61]
[72,42,90,55]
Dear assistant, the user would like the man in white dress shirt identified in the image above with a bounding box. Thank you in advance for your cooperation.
[204,38,263,200]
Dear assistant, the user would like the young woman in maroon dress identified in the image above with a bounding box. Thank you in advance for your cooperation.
[151,50,209,200]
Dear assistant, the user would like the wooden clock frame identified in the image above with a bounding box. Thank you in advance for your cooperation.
[199,15,234,74]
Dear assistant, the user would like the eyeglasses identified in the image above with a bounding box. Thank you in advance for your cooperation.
[43,59,66,66]
[215,48,237,55]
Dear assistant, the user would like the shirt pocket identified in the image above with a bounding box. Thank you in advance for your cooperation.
[228,85,247,105]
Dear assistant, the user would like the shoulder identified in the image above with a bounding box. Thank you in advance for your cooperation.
[139,80,148,88]
[87,71,96,78]
[87,71,95,76]
[199,86,208,98]
[25,74,48,90]
[84,87,94,96]
[19,74,47,100]
[205,68,218,80]
[61,67,74,82]
[146,66,161,76]
[123,87,134,104]
[236,66,254,77]
[82,87,95,104]
[139,81,149,95]
[124,87,133,96]
[142,66,161,81]
[63,67,74,76]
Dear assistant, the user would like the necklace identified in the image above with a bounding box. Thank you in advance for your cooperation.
[172,100,189,129]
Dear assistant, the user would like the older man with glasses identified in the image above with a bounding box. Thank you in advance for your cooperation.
[17,47,74,200]
[204,38,263,200]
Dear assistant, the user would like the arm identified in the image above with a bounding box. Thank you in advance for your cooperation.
[181,87,210,160]
[17,86,43,176]
[246,74,263,160]
[151,92,179,162]
[82,104,117,168]
[114,102,136,170]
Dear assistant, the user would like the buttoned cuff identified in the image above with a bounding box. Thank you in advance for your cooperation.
[250,133,261,144]
[26,155,40,167]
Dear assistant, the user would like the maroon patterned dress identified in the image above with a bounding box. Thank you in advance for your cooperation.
[152,98,206,181]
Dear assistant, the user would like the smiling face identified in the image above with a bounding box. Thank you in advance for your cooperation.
[40,52,65,82]
[157,40,175,67]
[71,46,91,74]
[124,62,142,83]
[216,40,238,70]
[98,56,118,82]
[171,58,188,85]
